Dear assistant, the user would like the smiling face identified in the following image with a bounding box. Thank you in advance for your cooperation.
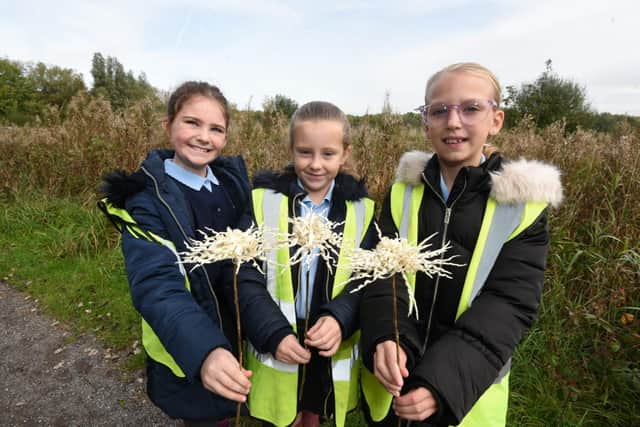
[292,120,351,204]
[425,71,504,177]
[164,95,227,177]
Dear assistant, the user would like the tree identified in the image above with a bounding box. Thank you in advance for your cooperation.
[25,62,86,111]
[504,60,591,131]
[91,53,107,92]
[263,94,298,118]
[90,52,158,109]
[0,59,39,124]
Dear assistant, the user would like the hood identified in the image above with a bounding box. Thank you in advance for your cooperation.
[394,150,563,207]
[99,169,147,208]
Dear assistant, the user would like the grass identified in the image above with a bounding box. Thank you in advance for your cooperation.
[0,98,638,425]
[0,195,146,369]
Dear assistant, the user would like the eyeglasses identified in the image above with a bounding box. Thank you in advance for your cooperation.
[415,99,498,126]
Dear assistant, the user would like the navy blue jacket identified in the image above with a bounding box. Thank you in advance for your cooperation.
[101,149,293,420]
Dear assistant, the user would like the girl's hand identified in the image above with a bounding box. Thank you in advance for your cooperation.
[305,316,342,357]
[393,387,437,421]
[275,334,311,364]
[373,340,408,396]
[200,347,252,402]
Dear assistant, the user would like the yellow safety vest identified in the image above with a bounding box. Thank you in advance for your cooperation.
[247,188,375,427]
[362,182,547,426]
[98,199,190,378]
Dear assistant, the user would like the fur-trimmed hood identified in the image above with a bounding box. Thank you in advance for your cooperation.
[395,150,563,208]
[253,165,369,202]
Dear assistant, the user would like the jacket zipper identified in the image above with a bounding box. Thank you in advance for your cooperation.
[141,166,224,329]
[419,172,467,355]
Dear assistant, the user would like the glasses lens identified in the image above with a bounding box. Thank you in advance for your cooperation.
[426,100,494,125]
[459,100,489,125]
[426,104,449,123]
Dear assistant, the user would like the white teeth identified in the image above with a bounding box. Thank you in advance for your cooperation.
[191,146,210,152]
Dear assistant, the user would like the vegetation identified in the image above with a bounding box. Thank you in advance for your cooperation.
[262,93,299,118]
[0,53,160,126]
[90,52,159,110]
[0,56,638,425]
[0,58,86,124]
[504,59,590,132]
[1,96,638,425]
[503,59,640,133]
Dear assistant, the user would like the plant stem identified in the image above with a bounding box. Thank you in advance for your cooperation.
[233,263,243,426]
[299,262,311,403]
[392,275,401,427]
[392,275,400,368]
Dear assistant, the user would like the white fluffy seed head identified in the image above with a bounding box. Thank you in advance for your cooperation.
[180,225,270,274]
[286,212,343,271]
[346,228,461,318]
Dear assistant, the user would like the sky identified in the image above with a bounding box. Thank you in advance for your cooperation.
[2,0,639,116]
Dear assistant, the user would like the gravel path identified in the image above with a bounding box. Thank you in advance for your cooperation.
[0,281,174,426]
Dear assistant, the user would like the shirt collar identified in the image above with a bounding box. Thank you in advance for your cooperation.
[164,159,219,191]
[297,178,335,207]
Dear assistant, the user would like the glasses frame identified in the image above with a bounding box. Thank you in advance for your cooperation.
[415,99,498,126]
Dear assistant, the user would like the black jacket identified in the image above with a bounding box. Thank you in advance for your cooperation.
[360,152,562,425]
[253,166,378,416]
[100,149,293,420]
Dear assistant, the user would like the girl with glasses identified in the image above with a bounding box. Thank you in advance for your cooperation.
[359,63,563,426]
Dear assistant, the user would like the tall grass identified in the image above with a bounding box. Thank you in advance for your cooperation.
[0,97,638,425]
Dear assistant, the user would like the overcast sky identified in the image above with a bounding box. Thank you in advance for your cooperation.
[2,0,638,115]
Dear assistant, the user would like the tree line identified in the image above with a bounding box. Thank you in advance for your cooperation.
[0,54,637,133]
[0,53,159,125]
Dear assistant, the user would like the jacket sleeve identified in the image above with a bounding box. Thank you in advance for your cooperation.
[360,192,422,371]
[227,260,295,355]
[407,209,549,424]
[226,193,294,356]
[320,207,380,340]
[122,193,230,383]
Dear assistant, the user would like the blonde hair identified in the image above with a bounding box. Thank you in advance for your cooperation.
[424,62,502,105]
[288,101,358,178]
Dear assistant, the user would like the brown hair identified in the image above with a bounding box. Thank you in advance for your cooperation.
[425,62,502,106]
[166,81,230,127]
[288,101,358,177]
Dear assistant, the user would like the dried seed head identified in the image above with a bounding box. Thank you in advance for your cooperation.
[286,211,343,272]
[180,225,271,274]
[346,226,461,318]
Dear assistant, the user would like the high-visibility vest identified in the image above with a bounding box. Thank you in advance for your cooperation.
[361,182,547,426]
[247,188,375,427]
[98,199,190,378]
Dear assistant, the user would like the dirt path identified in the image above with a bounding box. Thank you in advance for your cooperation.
[0,281,173,426]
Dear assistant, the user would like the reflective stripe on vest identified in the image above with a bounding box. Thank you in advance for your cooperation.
[390,183,424,293]
[362,184,547,425]
[248,189,298,375]
[97,198,189,378]
[248,188,374,427]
